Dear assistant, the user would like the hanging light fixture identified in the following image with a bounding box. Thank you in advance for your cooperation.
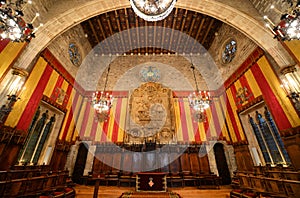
[264,0,300,41]
[0,67,27,123]
[92,60,114,122]
[129,0,177,21]
[280,65,300,112]
[0,0,40,42]
[188,62,212,122]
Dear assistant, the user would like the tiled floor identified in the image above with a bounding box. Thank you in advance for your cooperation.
[75,185,231,198]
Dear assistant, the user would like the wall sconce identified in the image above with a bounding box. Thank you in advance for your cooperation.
[0,67,28,123]
[280,65,300,112]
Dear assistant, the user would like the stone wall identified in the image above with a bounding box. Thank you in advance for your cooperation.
[208,23,257,82]
[248,0,292,22]
[207,141,237,177]
[47,25,92,78]
[34,2,268,92]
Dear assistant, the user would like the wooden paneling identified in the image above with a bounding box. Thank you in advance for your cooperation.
[199,155,210,174]
[121,152,133,174]
[92,144,212,176]
[180,153,191,173]
[190,153,200,174]
[112,152,122,172]
[160,151,170,173]
[102,153,113,173]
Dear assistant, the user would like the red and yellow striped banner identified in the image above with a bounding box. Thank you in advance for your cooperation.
[222,53,299,142]
[74,97,128,143]
[173,97,226,143]
[253,56,299,129]
[0,41,26,82]
[5,58,51,129]
[60,90,80,140]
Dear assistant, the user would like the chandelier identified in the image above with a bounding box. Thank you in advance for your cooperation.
[264,0,300,41]
[0,0,38,42]
[188,64,212,122]
[129,0,177,21]
[92,65,114,122]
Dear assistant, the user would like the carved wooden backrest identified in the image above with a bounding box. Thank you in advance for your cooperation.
[180,152,191,173]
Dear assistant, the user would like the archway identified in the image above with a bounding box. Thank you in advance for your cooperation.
[16,0,293,71]
[72,142,89,184]
[213,143,231,185]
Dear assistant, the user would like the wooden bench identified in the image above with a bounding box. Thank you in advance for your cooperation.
[0,170,75,197]
[234,171,300,198]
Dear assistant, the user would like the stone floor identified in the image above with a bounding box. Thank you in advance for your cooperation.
[75,185,231,198]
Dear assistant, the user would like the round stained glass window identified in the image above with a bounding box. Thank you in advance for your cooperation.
[140,66,160,82]
[68,43,81,67]
[222,39,237,64]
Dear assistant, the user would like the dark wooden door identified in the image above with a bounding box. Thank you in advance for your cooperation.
[72,143,88,184]
[213,143,231,185]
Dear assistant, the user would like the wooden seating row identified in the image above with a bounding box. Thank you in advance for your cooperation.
[0,165,51,179]
[230,171,300,198]
[0,169,50,181]
[0,170,75,197]
[93,146,211,176]
[90,144,221,188]
[86,170,220,189]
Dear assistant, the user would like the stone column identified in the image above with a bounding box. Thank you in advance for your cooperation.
[207,143,218,175]
[224,144,237,177]
[64,141,80,176]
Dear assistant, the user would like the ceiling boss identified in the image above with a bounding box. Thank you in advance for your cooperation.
[130,0,177,21]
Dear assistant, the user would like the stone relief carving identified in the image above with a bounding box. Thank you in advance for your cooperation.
[125,82,176,144]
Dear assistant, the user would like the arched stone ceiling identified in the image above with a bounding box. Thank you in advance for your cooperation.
[16,0,294,71]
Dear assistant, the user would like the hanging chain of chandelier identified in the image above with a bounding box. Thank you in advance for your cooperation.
[0,0,41,42]
[188,64,212,122]
[264,0,300,41]
[92,65,114,122]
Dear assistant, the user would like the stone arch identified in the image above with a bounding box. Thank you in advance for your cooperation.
[207,140,237,177]
[16,0,293,71]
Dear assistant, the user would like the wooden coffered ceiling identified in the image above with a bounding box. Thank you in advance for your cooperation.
[81,7,223,55]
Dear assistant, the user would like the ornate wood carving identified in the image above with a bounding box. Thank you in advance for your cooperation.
[125,82,176,144]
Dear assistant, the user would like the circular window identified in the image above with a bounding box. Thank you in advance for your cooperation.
[68,43,81,67]
[140,66,160,82]
[221,39,237,64]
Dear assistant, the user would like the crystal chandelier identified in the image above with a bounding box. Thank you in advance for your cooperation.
[188,64,212,122]
[129,0,177,21]
[0,0,39,42]
[264,0,300,41]
[92,65,114,122]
